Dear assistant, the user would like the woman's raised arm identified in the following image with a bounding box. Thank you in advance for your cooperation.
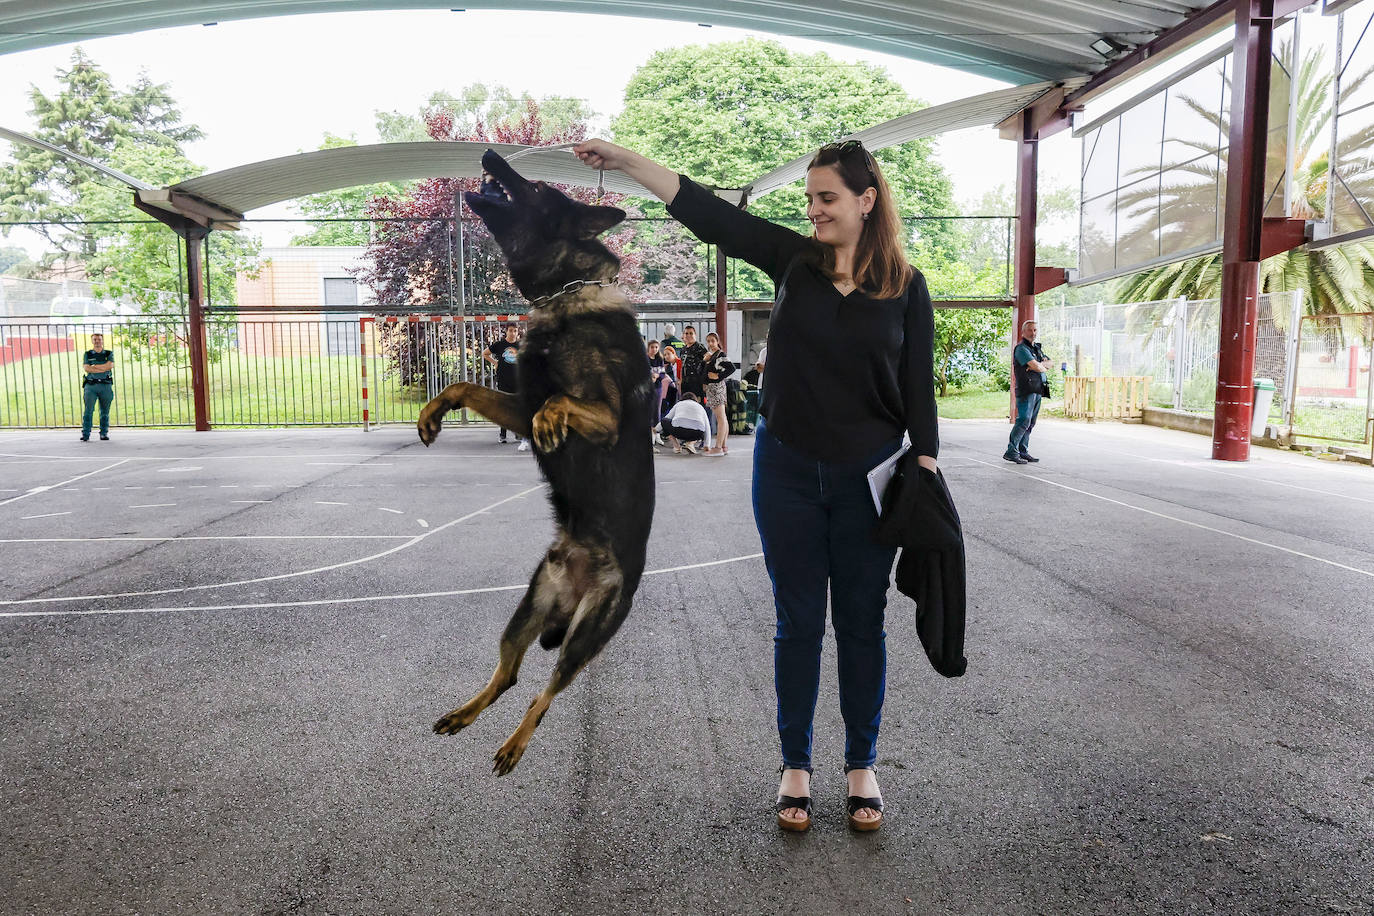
[574,139,681,206]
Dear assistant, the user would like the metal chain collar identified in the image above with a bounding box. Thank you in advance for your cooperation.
[527,277,620,307]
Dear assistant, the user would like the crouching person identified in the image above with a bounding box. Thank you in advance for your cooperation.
[660,392,712,455]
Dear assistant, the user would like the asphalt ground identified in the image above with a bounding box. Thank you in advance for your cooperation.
[2,420,1372,916]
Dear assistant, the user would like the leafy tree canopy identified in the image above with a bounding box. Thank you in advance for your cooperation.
[610,39,957,297]
[0,48,258,322]
[291,133,409,246]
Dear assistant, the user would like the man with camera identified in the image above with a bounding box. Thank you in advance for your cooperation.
[1004,320,1050,465]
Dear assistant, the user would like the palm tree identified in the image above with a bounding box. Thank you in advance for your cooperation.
[1114,40,1374,321]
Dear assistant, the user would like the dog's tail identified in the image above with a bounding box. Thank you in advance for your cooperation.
[538,624,567,650]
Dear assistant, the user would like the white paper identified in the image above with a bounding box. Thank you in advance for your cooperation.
[867,443,910,514]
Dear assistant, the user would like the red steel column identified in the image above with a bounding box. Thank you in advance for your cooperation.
[715,244,728,351]
[1012,110,1039,418]
[184,227,212,431]
[1214,0,1275,460]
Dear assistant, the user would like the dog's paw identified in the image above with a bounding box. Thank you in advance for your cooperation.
[531,404,569,452]
[433,708,475,735]
[417,403,446,447]
[492,736,529,776]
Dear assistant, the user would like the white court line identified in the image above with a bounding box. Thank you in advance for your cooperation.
[1047,427,1374,505]
[965,457,1374,579]
[0,552,767,619]
[308,462,394,467]
[21,512,72,520]
[0,484,545,607]
[230,500,270,504]
[0,459,130,508]
[129,504,175,509]
[0,535,412,543]
[315,501,347,506]
[378,507,403,514]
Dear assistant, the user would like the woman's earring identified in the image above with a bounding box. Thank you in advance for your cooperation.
[862,212,869,221]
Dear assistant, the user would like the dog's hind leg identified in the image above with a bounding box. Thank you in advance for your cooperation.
[434,559,559,736]
[492,555,629,775]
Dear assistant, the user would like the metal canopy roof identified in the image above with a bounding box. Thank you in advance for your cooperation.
[0,1,1212,84]
[139,79,1073,217]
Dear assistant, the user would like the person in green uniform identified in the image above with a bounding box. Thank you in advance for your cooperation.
[80,332,114,441]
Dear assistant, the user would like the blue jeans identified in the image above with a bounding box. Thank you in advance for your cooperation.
[82,383,113,437]
[752,418,901,773]
[1007,393,1041,456]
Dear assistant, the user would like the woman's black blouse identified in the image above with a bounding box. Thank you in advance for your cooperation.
[666,174,939,464]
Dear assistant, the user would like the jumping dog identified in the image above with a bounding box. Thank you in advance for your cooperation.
[417,149,655,775]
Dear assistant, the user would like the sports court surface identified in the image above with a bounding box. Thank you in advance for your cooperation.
[3,419,1372,915]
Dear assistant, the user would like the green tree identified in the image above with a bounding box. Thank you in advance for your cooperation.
[290,133,407,246]
[610,39,956,297]
[1115,41,1374,319]
[0,49,260,364]
[0,245,34,275]
[0,48,204,258]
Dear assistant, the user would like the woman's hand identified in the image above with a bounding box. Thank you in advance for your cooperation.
[573,139,636,173]
[916,455,938,473]
[573,138,680,205]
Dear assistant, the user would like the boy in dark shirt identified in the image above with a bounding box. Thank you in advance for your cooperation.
[485,324,527,450]
[80,332,114,441]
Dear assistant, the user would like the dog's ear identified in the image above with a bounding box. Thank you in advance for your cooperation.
[569,202,626,239]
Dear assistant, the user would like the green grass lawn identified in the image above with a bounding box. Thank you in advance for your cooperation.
[0,351,471,427]
[936,387,1009,419]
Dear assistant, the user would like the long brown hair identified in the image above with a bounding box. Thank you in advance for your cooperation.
[807,141,911,300]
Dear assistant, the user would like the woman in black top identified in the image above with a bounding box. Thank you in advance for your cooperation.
[575,138,939,834]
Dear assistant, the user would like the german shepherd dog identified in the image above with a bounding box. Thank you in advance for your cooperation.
[417,149,655,775]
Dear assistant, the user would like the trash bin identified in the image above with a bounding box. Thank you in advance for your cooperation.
[1251,377,1276,436]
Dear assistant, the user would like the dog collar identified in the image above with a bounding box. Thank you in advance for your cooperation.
[528,277,619,308]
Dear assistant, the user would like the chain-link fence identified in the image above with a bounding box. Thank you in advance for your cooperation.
[1038,290,1305,421]
[1291,312,1373,450]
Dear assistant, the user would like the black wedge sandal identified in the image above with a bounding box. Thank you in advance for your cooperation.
[845,766,884,832]
[776,767,813,832]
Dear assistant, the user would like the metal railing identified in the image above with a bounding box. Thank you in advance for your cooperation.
[1038,290,1305,421]
[1,310,726,430]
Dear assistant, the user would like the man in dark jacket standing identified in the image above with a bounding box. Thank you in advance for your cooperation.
[1005,320,1049,464]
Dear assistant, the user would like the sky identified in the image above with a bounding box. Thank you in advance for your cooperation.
[0,6,1287,256]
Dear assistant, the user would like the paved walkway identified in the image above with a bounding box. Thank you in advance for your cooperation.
[2,420,1371,915]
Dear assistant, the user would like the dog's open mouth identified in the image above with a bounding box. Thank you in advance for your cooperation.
[478,171,512,205]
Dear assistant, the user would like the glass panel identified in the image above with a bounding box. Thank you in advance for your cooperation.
[1116,174,1162,266]
[1338,9,1374,115]
[1264,35,1293,218]
[1079,191,1117,278]
[1163,63,1226,165]
[1332,97,1374,235]
[1159,161,1221,253]
[1082,119,1120,204]
[1118,92,1167,182]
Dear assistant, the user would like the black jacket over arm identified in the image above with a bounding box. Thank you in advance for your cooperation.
[874,457,968,678]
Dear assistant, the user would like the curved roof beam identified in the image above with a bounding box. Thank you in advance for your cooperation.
[153,78,1078,218]
[0,1,1212,84]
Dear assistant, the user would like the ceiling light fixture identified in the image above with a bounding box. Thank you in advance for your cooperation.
[1091,37,1125,58]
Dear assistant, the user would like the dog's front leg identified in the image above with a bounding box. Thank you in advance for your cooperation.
[531,393,620,452]
[418,383,532,446]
